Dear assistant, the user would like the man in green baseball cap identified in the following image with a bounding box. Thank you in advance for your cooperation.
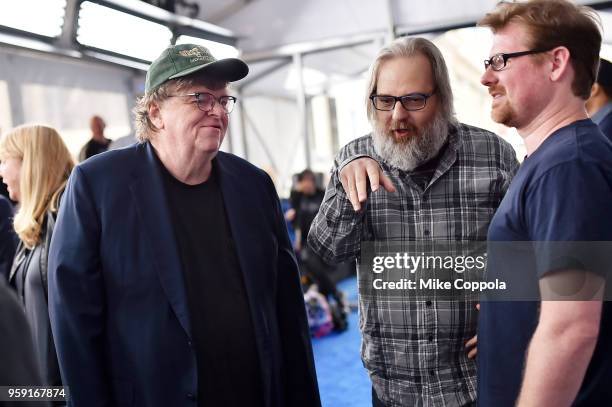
[48,43,321,407]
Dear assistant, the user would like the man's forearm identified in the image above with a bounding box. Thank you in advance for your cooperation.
[307,173,365,264]
[517,321,599,406]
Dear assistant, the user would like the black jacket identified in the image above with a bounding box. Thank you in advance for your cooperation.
[9,212,62,388]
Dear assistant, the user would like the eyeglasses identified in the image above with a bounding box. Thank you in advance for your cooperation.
[370,92,435,112]
[483,48,552,71]
[168,92,238,114]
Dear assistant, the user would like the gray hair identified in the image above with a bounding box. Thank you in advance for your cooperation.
[365,36,457,126]
[133,75,228,142]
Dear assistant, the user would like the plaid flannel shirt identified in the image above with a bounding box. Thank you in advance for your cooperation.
[308,123,519,407]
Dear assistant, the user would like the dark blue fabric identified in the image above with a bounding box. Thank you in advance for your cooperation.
[0,195,16,282]
[479,119,612,406]
[48,142,320,407]
[598,110,612,143]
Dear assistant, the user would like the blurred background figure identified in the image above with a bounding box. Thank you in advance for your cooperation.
[288,169,324,253]
[78,115,111,161]
[289,169,348,332]
[586,58,612,141]
[0,124,74,391]
[0,192,16,282]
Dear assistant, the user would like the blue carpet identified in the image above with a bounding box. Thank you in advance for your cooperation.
[312,276,371,407]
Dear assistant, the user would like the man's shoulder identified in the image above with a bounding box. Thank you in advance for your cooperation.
[216,151,270,181]
[455,122,515,156]
[456,122,508,145]
[336,134,374,163]
[75,142,146,188]
[78,142,143,172]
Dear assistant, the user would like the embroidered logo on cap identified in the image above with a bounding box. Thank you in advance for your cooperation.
[178,47,210,63]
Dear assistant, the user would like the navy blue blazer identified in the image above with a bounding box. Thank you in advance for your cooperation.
[48,142,320,407]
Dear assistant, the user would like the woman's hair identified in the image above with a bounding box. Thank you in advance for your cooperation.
[0,124,74,247]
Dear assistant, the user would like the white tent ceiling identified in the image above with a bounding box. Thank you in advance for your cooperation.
[178,0,612,98]
[191,0,612,53]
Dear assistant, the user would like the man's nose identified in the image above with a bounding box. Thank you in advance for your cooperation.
[391,100,411,121]
[207,100,226,117]
[481,67,497,87]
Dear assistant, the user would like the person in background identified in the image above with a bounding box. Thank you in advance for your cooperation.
[0,193,16,282]
[586,58,612,141]
[288,169,324,253]
[0,124,74,390]
[478,0,612,405]
[48,44,320,407]
[78,115,111,161]
[289,169,347,330]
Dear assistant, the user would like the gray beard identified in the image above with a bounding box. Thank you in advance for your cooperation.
[371,112,449,172]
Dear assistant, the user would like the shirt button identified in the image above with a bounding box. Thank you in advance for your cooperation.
[428,335,434,342]
[187,393,195,401]
[423,229,430,236]
[188,340,193,347]
[429,370,435,376]
[422,195,428,202]
[426,300,432,306]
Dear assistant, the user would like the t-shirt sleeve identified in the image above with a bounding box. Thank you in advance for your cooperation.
[525,160,612,278]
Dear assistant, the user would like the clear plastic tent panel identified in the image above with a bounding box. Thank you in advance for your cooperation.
[77,1,172,62]
[0,0,66,37]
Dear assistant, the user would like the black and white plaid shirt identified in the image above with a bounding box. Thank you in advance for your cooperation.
[308,123,519,407]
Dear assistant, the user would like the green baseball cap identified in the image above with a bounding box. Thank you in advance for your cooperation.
[145,43,249,93]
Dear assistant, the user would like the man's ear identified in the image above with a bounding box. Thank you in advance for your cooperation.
[549,46,572,82]
[590,83,601,99]
[148,101,164,130]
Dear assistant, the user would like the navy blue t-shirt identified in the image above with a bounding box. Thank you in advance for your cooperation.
[479,119,612,406]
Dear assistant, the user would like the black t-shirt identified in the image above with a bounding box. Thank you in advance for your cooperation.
[290,189,325,240]
[159,157,264,407]
[408,140,449,190]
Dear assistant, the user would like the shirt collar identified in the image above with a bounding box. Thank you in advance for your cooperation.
[591,101,612,125]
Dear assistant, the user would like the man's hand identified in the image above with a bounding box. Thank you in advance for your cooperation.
[465,303,479,359]
[339,157,396,211]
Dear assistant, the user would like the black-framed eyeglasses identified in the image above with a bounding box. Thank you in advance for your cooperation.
[168,92,238,114]
[369,92,435,112]
[483,48,552,71]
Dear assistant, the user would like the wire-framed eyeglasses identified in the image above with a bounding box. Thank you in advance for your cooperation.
[168,92,238,114]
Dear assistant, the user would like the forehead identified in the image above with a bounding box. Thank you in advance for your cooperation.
[490,22,532,54]
[184,83,229,95]
[376,54,434,94]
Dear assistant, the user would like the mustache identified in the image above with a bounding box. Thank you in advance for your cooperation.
[389,121,417,132]
[488,86,506,96]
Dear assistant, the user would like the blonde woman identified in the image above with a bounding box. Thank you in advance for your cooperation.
[0,124,73,388]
